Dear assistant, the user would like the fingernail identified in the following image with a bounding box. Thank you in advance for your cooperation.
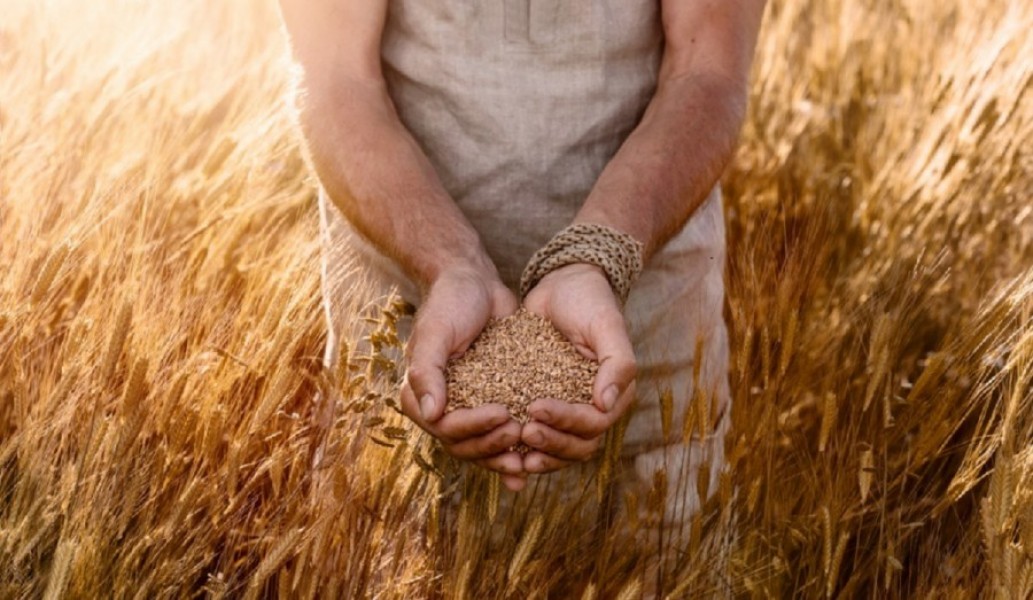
[527,431,544,447]
[419,394,435,420]
[602,385,619,411]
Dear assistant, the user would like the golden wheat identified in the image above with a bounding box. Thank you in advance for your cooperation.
[0,0,1030,597]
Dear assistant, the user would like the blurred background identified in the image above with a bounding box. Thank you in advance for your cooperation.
[0,0,1030,597]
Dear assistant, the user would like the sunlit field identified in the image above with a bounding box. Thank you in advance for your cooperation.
[1,0,1030,597]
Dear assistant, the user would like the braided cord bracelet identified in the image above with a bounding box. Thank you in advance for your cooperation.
[519,223,644,306]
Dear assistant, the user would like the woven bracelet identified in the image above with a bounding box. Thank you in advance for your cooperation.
[519,223,644,306]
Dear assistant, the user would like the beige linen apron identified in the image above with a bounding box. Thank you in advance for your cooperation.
[319,0,731,543]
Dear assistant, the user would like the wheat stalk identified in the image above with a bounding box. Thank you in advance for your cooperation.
[99,301,133,382]
[508,514,544,586]
[31,243,70,304]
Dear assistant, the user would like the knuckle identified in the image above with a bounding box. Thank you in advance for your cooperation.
[406,364,427,384]
[407,365,438,392]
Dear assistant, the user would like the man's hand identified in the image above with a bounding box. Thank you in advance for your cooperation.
[521,263,637,474]
[399,267,528,491]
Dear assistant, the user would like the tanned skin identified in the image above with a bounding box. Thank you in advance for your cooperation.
[279,0,765,491]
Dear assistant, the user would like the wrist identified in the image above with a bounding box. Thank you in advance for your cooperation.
[519,223,644,306]
[536,263,606,286]
[420,240,499,291]
[424,255,503,294]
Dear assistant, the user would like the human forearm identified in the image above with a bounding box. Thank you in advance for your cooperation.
[574,72,747,261]
[575,0,764,262]
[298,80,497,290]
[280,0,496,290]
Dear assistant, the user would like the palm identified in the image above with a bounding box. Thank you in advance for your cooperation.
[399,268,527,490]
[520,263,637,473]
[525,266,618,361]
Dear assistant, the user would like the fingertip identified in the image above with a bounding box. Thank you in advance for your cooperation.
[499,421,523,442]
[598,384,618,412]
[419,393,444,422]
[489,405,513,426]
[399,382,419,419]
[502,474,527,492]
[476,453,522,477]
[593,361,635,410]
[524,452,546,474]
[468,404,511,429]
[521,423,545,448]
[499,452,524,474]
[527,399,554,422]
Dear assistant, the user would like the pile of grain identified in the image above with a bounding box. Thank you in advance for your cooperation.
[445,309,598,424]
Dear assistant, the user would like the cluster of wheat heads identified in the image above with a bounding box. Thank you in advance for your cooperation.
[722,0,1032,595]
[1,0,1031,597]
[0,1,432,596]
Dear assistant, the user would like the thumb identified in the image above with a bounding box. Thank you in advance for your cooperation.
[589,312,637,413]
[406,320,452,423]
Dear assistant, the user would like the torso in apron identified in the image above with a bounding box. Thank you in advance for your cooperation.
[379,0,668,289]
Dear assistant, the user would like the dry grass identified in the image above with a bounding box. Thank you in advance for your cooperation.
[0,0,1030,597]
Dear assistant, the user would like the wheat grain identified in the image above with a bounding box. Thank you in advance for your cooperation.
[859,448,874,504]
[100,301,133,382]
[453,559,473,600]
[446,309,597,425]
[43,539,77,600]
[245,527,304,600]
[819,392,836,453]
[508,514,544,585]
[31,244,69,304]
[580,582,597,600]
[121,358,148,418]
[659,386,673,440]
[779,310,797,377]
[821,507,832,577]
[827,531,849,599]
[614,578,641,600]
[487,472,500,522]
[2,1,1031,597]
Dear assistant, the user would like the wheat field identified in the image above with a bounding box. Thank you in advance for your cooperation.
[1,0,1031,597]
